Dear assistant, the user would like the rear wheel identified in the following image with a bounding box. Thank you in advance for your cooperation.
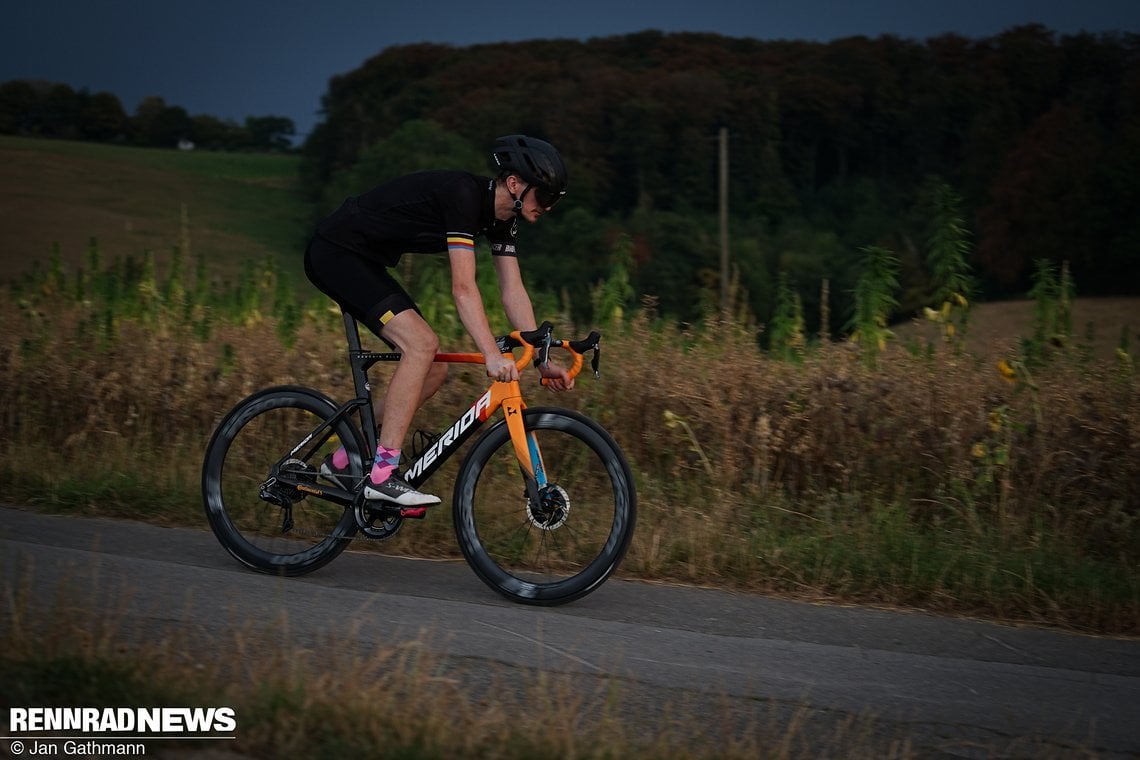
[202,386,366,575]
[453,408,636,605]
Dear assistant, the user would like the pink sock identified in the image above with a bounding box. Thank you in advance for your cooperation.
[370,445,401,485]
[331,447,350,470]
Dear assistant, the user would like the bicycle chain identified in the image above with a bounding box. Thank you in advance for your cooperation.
[281,524,394,542]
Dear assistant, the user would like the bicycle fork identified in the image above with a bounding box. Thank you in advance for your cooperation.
[500,392,549,513]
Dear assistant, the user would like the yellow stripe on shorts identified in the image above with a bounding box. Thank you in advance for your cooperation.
[379,310,395,325]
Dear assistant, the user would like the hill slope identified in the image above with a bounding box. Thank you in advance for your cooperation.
[0,136,309,283]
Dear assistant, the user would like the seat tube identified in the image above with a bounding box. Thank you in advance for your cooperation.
[343,311,378,452]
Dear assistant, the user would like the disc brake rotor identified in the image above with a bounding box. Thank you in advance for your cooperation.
[528,484,570,530]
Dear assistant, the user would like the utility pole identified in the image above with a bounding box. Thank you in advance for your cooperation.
[719,126,730,315]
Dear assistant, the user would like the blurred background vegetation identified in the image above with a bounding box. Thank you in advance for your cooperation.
[4,25,1138,337]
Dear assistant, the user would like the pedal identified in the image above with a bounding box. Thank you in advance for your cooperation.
[399,507,429,519]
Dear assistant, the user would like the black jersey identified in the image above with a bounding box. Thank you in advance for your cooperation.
[314,170,518,267]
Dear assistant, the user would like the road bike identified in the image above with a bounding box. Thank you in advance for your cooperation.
[201,312,636,605]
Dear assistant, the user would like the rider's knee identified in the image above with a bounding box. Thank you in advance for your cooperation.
[401,328,440,361]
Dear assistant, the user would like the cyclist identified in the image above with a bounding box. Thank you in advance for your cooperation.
[304,134,574,507]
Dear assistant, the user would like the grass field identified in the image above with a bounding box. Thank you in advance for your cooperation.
[896,296,1139,362]
[0,135,309,284]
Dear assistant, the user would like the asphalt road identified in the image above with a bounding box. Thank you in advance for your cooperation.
[2,506,1137,757]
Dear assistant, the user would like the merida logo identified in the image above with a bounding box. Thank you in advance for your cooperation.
[405,390,492,480]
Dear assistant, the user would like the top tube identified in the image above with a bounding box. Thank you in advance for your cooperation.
[340,311,599,380]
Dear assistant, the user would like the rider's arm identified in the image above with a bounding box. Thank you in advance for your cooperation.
[448,247,518,381]
[492,254,539,332]
[493,255,574,391]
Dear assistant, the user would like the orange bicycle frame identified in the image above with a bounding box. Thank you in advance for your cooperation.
[394,327,593,491]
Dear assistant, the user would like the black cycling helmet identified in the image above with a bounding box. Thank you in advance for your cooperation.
[491,134,567,210]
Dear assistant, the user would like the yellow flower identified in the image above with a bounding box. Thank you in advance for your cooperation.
[997,359,1017,382]
[972,442,987,458]
[988,411,1002,433]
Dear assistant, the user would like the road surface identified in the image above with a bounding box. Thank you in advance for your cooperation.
[1,506,1137,757]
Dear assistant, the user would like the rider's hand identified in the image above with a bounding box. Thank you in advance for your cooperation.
[486,354,520,383]
[538,362,575,392]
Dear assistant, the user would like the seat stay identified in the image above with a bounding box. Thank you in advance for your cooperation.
[273,396,369,471]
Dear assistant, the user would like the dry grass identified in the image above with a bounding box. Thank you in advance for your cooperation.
[1,294,1137,634]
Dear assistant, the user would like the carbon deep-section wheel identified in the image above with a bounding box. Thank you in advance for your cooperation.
[202,385,366,576]
[453,408,636,605]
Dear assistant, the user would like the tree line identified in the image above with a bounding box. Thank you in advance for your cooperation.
[3,25,1137,334]
[300,25,1139,333]
[0,79,295,151]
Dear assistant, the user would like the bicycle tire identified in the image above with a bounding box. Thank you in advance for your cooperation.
[202,385,365,576]
[453,407,636,605]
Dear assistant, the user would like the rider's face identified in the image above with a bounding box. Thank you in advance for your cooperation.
[507,175,555,222]
[519,186,548,222]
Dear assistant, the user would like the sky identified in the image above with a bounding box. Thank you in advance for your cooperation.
[3,1,1139,143]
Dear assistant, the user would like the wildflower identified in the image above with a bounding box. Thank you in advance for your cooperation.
[997,359,1017,383]
[988,411,1003,433]
[972,442,987,458]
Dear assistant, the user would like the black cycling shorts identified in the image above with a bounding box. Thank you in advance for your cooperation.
[303,236,420,346]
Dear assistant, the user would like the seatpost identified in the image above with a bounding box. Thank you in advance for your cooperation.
[343,310,363,353]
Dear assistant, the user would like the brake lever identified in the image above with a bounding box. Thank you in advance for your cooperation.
[539,327,553,368]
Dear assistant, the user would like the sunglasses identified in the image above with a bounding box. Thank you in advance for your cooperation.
[533,187,564,210]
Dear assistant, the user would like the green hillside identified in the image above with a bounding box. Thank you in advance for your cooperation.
[0,136,310,285]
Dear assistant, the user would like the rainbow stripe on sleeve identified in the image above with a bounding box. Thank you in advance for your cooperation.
[446,234,476,253]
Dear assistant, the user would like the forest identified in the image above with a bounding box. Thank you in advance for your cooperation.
[300,25,1140,331]
[0,80,296,151]
[3,25,1138,333]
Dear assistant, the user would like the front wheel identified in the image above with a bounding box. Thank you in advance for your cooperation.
[453,408,636,605]
[202,385,366,576]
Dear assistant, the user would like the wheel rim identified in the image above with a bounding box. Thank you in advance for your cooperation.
[457,411,634,601]
[206,394,360,566]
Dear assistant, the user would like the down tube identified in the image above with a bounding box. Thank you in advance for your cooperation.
[403,392,493,487]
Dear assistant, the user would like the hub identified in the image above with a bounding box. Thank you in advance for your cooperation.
[527,484,570,530]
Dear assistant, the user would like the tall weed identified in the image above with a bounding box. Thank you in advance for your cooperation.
[1,245,1137,633]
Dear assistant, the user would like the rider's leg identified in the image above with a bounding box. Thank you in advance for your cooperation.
[306,242,441,504]
[356,310,442,505]
[373,360,448,429]
[374,309,437,453]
